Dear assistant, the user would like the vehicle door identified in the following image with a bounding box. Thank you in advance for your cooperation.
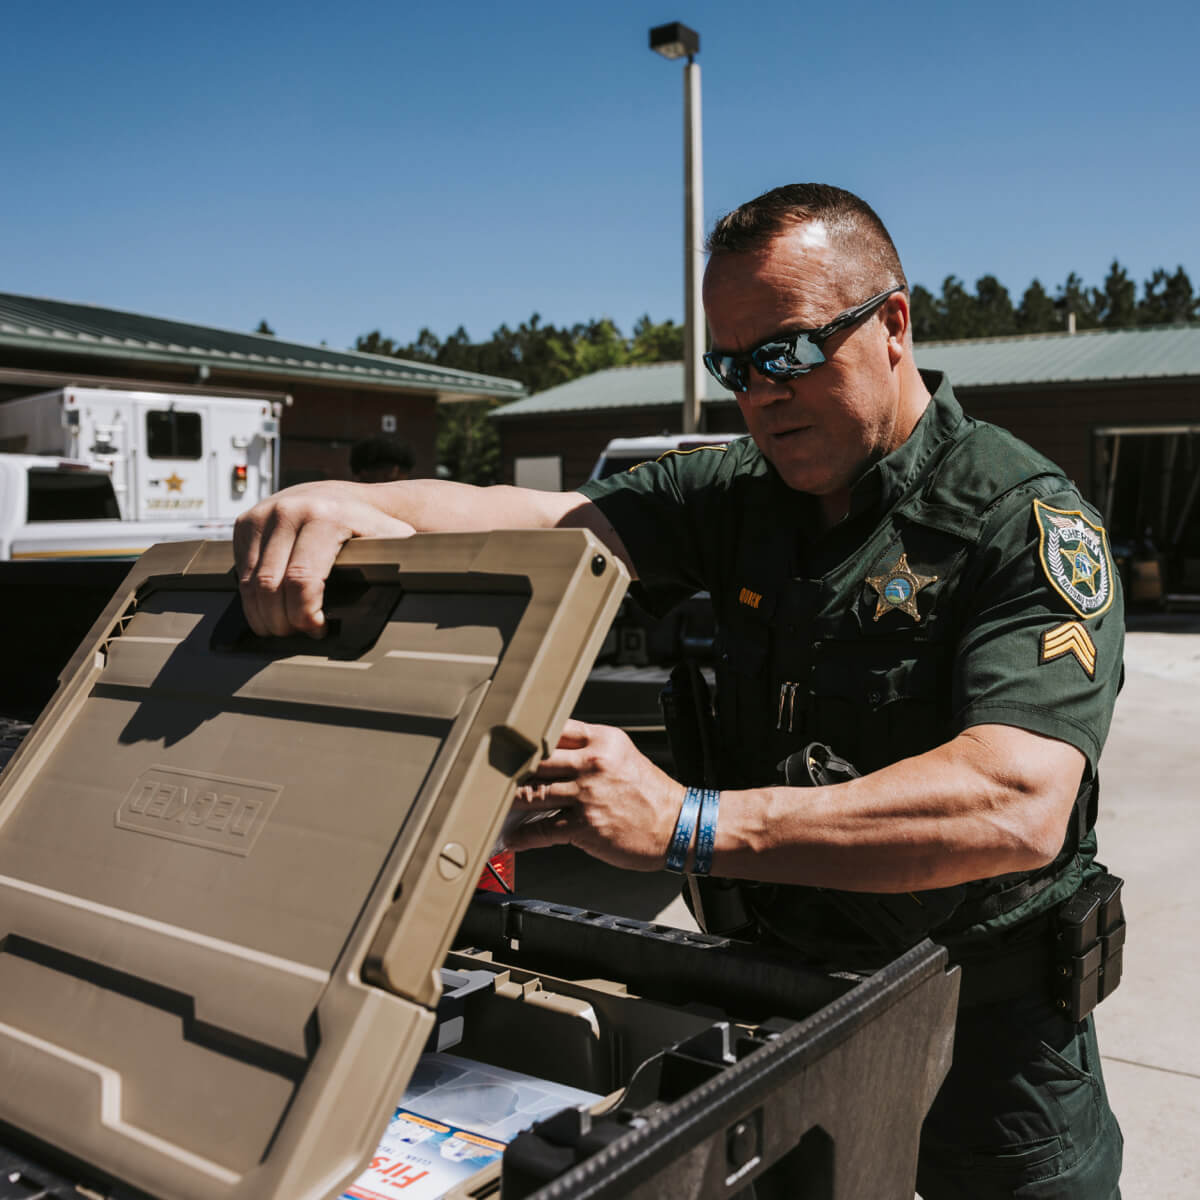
[138,405,208,519]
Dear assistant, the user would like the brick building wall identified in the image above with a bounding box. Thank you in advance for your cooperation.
[496,402,746,490]
[958,379,1199,500]
[496,378,1199,501]
[280,384,438,484]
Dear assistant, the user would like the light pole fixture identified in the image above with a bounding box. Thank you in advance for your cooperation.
[649,21,705,434]
[649,21,698,60]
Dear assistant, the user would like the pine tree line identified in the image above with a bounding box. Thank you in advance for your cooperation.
[912,263,1197,341]
[356,313,684,397]
[353,262,1197,394]
[344,261,1196,484]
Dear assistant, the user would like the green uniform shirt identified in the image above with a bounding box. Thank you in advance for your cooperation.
[579,372,1124,958]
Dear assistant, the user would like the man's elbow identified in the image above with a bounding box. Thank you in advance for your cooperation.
[556,494,637,578]
[1001,785,1079,872]
[957,726,1086,874]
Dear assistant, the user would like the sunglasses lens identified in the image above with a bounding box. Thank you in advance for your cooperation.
[753,337,823,378]
[704,354,747,392]
[704,332,825,392]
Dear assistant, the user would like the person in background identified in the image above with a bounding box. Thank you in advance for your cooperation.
[350,435,414,483]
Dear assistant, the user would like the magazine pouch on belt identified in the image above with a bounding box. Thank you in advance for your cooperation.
[0,531,627,1200]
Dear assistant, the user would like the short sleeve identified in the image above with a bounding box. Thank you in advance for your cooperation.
[952,482,1125,771]
[577,444,740,615]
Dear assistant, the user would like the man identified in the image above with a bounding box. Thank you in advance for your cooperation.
[236,184,1123,1197]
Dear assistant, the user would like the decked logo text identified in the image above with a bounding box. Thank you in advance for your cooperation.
[116,766,281,855]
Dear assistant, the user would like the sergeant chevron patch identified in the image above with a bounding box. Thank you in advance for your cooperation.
[1040,621,1097,679]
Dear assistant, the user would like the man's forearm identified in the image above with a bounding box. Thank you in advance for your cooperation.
[370,479,568,531]
[709,725,1084,892]
[352,480,635,573]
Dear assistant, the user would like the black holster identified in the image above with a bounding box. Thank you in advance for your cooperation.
[659,662,756,937]
[759,743,968,955]
[780,745,1128,1016]
[778,742,862,788]
[660,660,716,790]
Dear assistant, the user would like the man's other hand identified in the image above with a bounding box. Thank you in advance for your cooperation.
[235,481,415,637]
[507,720,686,871]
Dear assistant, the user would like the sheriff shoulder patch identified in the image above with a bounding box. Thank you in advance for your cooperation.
[1033,500,1114,619]
[1040,621,1097,679]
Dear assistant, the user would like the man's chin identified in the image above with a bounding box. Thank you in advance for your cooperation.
[763,454,833,495]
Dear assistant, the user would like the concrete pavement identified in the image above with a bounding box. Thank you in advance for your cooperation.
[1091,619,1200,1199]
[517,620,1200,1198]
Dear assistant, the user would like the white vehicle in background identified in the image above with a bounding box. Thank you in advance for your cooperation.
[575,433,741,766]
[0,387,281,521]
[0,454,232,560]
[587,432,743,481]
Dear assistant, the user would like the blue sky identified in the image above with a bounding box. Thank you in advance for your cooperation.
[2,0,1196,353]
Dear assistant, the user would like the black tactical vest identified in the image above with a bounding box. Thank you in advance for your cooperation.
[709,417,1093,963]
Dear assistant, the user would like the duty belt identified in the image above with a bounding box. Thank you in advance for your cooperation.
[953,872,1126,1021]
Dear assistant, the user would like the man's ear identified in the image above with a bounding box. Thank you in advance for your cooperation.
[884,291,910,366]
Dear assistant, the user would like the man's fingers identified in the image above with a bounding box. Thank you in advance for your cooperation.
[234,483,420,639]
[233,507,263,578]
[274,506,416,635]
[514,780,579,810]
[237,507,297,637]
[526,751,587,781]
[235,501,276,636]
[555,719,592,748]
[242,506,307,638]
[283,518,352,637]
[504,811,575,854]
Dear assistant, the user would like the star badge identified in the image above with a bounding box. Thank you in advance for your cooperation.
[865,552,938,622]
[164,472,185,493]
[1069,546,1100,590]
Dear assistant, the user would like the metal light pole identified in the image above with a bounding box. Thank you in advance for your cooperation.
[650,22,705,434]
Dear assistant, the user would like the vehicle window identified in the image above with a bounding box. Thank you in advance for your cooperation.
[27,469,121,521]
[146,410,202,459]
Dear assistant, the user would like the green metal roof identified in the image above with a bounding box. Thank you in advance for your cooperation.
[913,324,1200,387]
[0,292,525,401]
[492,362,730,420]
[492,325,1200,419]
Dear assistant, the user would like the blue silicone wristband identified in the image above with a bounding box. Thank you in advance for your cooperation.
[665,787,702,873]
[692,789,720,876]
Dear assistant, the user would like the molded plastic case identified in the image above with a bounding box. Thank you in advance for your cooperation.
[0,533,958,1200]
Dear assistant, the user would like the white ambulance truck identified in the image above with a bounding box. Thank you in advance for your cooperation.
[0,387,281,521]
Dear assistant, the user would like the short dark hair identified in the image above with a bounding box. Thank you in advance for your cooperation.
[349,435,414,477]
[706,183,908,300]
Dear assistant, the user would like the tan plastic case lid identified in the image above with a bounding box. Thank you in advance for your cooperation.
[0,530,627,1200]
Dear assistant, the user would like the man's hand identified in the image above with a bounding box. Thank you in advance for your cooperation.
[235,481,415,637]
[507,720,686,871]
[235,479,635,639]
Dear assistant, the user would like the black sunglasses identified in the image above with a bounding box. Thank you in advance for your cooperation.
[703,285,905,393]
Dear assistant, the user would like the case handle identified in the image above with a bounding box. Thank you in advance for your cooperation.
[210,577,403,660]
